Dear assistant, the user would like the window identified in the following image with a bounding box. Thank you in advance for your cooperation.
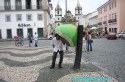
[26,0,31,9]
[112,14,114,19]
[104,6,107,12]
[112,3,114,9]
[109,28,111,32]
[26,14,32,21]
[100,9,102,14]
[109,14,111,20]
[78,10,80,14]
[114,13,117,19]
[16,14,22,21]
[114,1,116,7]
[58,18,59,20]
[37,14,43,20]
[4,0,11,10]
[5,15,11,22]
[37,0,42,9]
[109,4,111,10]
[57,11,59,14]
[15,0,22,10]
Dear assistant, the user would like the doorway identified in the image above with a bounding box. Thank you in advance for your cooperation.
[27,28,33,37]
[7,29,12,38]
[17,28,23,37]
[38,28,43,38]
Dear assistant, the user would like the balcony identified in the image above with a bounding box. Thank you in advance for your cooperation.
[4,6,11,10]
[98,22,102,25]
[112,19,117,22]
[15,6,22,10]
[103,21,107,24]
[0,5,43,11]
[37,5,42,9]
[108,19,117,23]
[108,20,113,23]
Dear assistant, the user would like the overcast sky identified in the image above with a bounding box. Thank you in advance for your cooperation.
[51,0,108,17]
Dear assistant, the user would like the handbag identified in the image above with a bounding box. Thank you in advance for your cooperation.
[91,40,93,43]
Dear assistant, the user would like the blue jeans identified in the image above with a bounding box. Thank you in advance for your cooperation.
[88,40,92,51]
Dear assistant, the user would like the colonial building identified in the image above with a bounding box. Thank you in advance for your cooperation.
[89,11,98,28]
[97,0,125,33]
[0,0,53,39]
[55,0,82,27]
[79,11,98,28]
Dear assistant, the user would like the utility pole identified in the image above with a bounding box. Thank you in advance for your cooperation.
[65,0,69,51]
[65,0,67,23]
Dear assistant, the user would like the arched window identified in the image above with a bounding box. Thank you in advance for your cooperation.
[78,10,80,14]
[58,11,59,14]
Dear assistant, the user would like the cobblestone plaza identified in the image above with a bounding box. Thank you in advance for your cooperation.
[0,38,124,82]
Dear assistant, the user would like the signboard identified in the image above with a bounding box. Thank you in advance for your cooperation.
[18,24,31,27]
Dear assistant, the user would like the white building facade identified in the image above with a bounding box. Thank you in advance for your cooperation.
[89,11,98,28]
[0,0,52,39]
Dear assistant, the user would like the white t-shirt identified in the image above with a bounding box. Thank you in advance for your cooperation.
[52,37,63,52]
[34,34,38,40]
[83,37,87,43]
[89,34,92,40]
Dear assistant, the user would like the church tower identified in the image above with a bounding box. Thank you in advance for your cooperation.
[55,1,62,27]
[75,0,82,25]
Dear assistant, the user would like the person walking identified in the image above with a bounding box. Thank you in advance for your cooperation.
[34,32,38,47]
[82,31,87,52]
[50,34,64,69]
[28,33,32,47]
[87,32,93,51]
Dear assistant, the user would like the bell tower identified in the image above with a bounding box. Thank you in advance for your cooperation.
[75,0,82,25]
[55,1,62,27]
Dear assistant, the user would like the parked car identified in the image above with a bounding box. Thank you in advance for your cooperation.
[122,33,125,38]
[116,32,125,38]
[106,33,117,40]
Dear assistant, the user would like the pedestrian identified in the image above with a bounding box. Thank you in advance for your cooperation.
[87,32,93,51]
[66,43,68,51]
[50,34,64,69]
[82,31,87,52]
[34,32,38,47]
[28,33,32,47]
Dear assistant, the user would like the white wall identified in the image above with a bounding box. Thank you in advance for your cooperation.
[11,0,15,10]
[55,16,62,21]
[79,15,85,26]
[0,11,44,39]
